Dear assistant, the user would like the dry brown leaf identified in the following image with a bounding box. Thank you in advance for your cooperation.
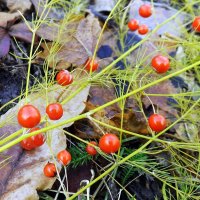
[143,80,178,116]
[57,14,101,66]
[36,23,60,41]
[84,85,147,137]
[6,0,32,13]
[112,110,148,134]
[34,42,71,69]
[0,71,90,200]
[36,15,101,68]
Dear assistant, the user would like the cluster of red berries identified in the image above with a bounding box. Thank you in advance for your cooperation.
[128,4,152,35]
[43,133,121,178]
[18,57,100,150]
[18,102,64,150]
[86,133,120,156]
[44,149,72,177]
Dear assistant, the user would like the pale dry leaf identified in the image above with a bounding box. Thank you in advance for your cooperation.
[0,12,20,27]
[57,14,101,66]
[31,0,65,20]
[0,71,90,200]
[36,23,60,41]
[6,0,32,13]
[36,18,80,42]
[36,15,101,68]
[34,42,71,69]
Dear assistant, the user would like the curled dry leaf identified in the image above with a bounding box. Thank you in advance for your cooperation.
[6,0,32,13]
[0,70,90,200]
[34,42,71,69]
[36,23,60,41]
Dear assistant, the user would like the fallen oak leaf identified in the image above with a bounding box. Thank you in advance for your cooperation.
[0,70,90,200]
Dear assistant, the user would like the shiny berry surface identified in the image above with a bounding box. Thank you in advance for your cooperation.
[99,133,120,154]
[86,141,98,156]
[43,163,57,177]
[57,150,72,166]
[46,103,63,120]
[151,55,170,73]
[56,70,73,86]
[139,4,152,18]
[85,58,99,72]
[138,24,149,35]
[148,114,167,132]
[128,19,139,31]
[17,105,41,128]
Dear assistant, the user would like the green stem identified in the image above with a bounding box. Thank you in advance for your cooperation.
[0,129,23,146]
[68,98,200,200]
[0,60,200,151]
[25,31,36,103]
[61,82,88,105]
[92,0,123,61]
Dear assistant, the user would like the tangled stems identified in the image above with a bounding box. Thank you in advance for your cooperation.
[67,98,200,200]
[0,58,200,152]
[61,4,185,105]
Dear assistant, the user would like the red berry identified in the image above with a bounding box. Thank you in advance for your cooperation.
[86,141,98,156]
[29,127,45,147]
[85,58,99,72]
[43,162,57,177]
[17,105,41,128]
[151,55,170,74]
[139,4,152,18]
[56,70,73,86]
[99,133,120,154]
[57,150,71,166]
[192,16,200,32]
[20,127,45,150]
[128,19,139,31]
[20,137,35,150]
[46,103,63,120]
[148,114,167,132]
[138,24,149,35]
